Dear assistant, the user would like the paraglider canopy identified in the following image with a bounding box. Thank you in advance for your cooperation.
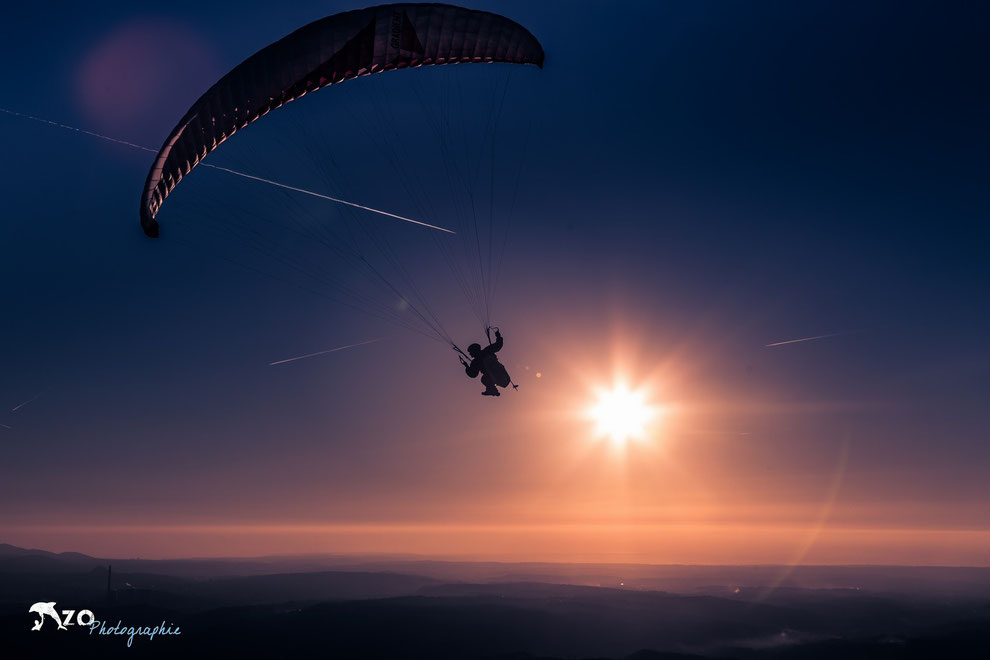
[139,2,545,238]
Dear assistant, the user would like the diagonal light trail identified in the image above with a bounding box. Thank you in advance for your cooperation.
[766,332,846,348]
[0,106,156,152]
[0,107,453,233]
[11,392,42,412]
[269,338,382,366]
[199,163,454,233]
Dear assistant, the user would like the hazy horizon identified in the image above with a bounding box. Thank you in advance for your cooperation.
[5,523,990,565]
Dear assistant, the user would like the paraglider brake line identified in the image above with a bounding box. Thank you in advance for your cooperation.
[0,106,456,235]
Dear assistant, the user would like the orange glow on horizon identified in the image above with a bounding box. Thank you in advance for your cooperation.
[5,522,990,565]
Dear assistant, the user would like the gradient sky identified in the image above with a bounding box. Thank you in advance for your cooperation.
[1,1,988,563]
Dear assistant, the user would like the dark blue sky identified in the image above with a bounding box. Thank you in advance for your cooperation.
[1,1,988,561]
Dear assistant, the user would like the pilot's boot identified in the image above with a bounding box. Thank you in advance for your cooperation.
[481,374,500,396]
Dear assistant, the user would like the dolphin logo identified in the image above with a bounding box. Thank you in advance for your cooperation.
[29,602,67,631]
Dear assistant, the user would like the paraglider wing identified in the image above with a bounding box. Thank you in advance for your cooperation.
[139,3,545,238]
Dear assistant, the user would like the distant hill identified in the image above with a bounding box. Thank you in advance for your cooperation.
[3,543,989,598]
[0,542,95,562]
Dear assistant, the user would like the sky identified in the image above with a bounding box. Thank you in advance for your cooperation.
[1,1,988,563]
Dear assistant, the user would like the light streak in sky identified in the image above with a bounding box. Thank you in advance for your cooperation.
[269,339,382,366]
[0,107,452,233]
[11,392,42,413]
[200,163,455,234]
[766,332,847,348]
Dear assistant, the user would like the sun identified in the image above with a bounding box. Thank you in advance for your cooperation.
[587,383,657,445]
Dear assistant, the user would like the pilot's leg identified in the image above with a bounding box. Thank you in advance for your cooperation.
[481,372,500,396]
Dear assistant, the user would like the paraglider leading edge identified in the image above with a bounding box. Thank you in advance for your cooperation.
[139,2,545,238]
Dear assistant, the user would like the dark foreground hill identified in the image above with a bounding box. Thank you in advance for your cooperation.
[1,544,988,659]
[4,592,989,659]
